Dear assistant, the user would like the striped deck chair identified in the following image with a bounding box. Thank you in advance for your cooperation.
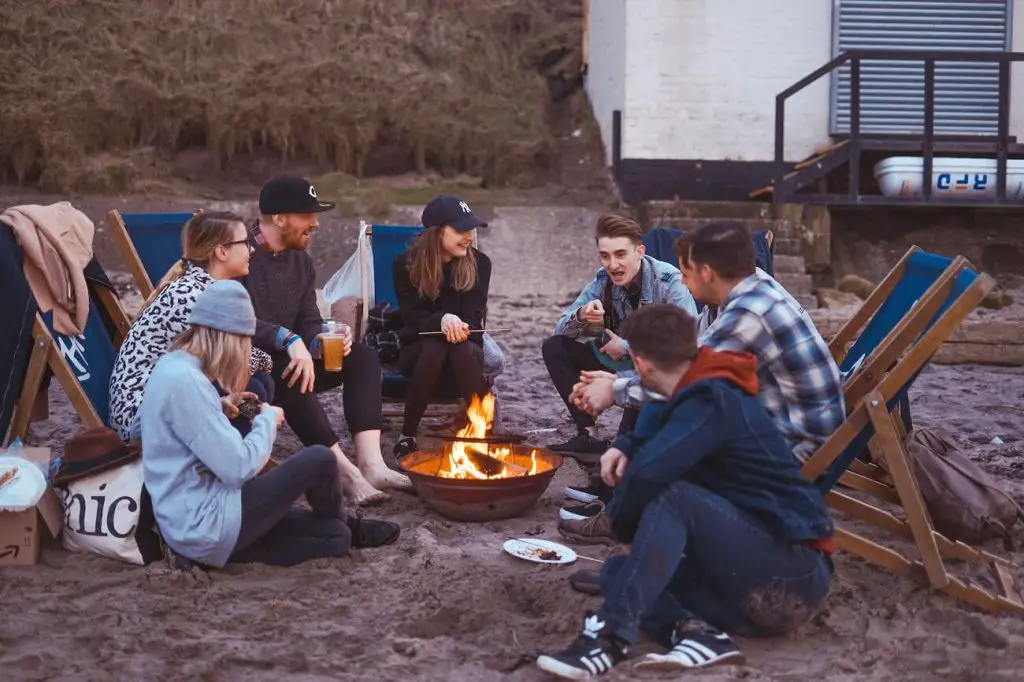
[801,256,1022,613]
[106,210,198,298]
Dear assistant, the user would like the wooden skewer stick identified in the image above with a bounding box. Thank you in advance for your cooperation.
[419,328,511,335]
[0,466,19,491]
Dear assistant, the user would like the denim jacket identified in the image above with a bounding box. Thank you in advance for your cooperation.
[553,255,697,346]
[606,370,834,545]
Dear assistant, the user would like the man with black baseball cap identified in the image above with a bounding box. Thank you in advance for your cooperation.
[240,175,411,506]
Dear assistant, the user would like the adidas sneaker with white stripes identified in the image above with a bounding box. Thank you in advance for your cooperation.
[536,612,628,679]
[635,626,745,670]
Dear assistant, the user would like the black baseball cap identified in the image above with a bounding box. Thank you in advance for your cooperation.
[258,176,335,214]
[421,195,488,233]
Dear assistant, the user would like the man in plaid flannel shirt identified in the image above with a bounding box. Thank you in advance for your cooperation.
[575,222,844,460]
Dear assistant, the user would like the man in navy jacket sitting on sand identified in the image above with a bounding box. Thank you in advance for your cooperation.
[536,304,835,679]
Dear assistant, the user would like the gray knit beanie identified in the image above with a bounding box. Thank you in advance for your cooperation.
[188,280,257,335]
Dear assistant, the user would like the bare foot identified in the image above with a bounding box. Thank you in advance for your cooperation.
[340,470,390,506]
[363,466,414,493]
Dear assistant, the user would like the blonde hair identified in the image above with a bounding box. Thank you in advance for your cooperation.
[139,211,245,312]
[170,325,251,395]
[407,225,477,300]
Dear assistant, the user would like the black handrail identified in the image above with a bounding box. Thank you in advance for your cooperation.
[774,50,1024,204]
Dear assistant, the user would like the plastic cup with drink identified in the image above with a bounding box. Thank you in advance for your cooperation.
[321,319,347,372]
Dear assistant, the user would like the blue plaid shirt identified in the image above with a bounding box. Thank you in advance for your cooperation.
[614,273,845,457]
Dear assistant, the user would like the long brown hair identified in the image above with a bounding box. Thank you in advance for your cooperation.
[139,211,246,312]
[170,325,251,395]
[407,225,477,300]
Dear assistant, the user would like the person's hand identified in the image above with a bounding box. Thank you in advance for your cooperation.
[263,404,285,427]
[579,370,617,384]
[220,391,258,419]
[600,447,629,487]
[577,300,605,325]
[282,337,316,393]
[599,329,627,361]
[441,314,470,344]
[339,323,354,356]
[571,375,616,417]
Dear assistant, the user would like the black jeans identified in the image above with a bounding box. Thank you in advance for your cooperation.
[599,480,833,644]
[541,335,638,434]
[229,445,350,566]
[269,341,383,448]
[397,338,488,435]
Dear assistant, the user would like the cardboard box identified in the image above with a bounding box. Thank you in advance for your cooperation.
[0,446,63,566]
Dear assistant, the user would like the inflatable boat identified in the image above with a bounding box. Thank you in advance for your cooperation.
[873,156,1024,200]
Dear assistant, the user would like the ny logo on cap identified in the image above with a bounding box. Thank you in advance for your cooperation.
[309,185,318,198]
[459,200,471,213]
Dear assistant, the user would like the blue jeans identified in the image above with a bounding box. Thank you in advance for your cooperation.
[598,480,833,645]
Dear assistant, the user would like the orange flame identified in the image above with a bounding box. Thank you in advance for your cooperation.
[437,393,543,479]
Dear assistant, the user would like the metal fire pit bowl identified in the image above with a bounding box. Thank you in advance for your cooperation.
[397,446,563,522]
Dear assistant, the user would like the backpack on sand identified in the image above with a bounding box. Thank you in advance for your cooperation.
[883,428,1024,550]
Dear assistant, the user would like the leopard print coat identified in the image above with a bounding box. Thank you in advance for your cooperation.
[107,264,273,440]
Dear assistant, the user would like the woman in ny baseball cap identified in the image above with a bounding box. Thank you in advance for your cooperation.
[390,195,493,459]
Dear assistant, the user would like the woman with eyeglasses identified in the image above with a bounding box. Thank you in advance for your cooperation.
[109,211,273,441]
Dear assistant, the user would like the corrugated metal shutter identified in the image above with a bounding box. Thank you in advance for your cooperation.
[830,0,1011,136]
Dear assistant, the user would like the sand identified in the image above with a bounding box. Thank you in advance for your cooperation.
[2,203,1024,681]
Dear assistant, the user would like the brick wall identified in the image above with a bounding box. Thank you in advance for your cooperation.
[587,0,834,163]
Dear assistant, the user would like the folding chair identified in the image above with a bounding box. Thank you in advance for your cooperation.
[799,257,1022,613]
[5,258,131,445]
[356,222,499,419]
[106,210,198,298]
[643,226,775,317]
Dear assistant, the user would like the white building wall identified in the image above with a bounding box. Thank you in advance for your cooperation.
[1009,0,1024,139]
[622,0,833,162]
[585,0,627,165]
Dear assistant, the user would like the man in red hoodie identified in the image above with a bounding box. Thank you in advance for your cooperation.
[536,305,834,679]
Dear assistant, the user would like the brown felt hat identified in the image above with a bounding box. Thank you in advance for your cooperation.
[51,427,141,486]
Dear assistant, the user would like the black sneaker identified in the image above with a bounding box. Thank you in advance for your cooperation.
[536,612,628,679]
[393,437,418,460]
[563,481,612,505]
[549,433,609,464]
[559,500,605,522]
[347,512,401,549]
[568,570,602,596]
[635,621,745,670]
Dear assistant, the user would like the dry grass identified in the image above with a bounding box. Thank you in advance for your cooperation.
[0,0,582,192]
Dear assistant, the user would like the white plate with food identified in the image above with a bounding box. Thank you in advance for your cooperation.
[0,457,47,512]
[503,538,578,565]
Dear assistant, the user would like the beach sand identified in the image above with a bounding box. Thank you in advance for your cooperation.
[2,203,1023,681]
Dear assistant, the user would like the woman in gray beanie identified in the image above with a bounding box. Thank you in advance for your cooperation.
[138,280,400,569]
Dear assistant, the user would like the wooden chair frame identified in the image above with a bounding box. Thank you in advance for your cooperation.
[802,261,1022,613]
[106,209,200,299]
[6,283,131,445]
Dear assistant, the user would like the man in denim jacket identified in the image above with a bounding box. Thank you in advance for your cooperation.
[537,305,834,679]
[541,214,696,465]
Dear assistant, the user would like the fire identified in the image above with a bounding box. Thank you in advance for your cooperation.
[438,393,542,480]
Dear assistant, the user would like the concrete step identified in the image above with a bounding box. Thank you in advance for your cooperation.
[775,272,814,296]
[648,216,796,234]
[795,294,819,311]
[772,254,807,274]
[772,237,802,256]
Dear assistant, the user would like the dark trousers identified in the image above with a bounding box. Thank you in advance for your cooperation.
[269,341,383,448]
[598,480,833,644]
[229,445,350,566]
[541,335,638,434]
[397,338,488,435]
